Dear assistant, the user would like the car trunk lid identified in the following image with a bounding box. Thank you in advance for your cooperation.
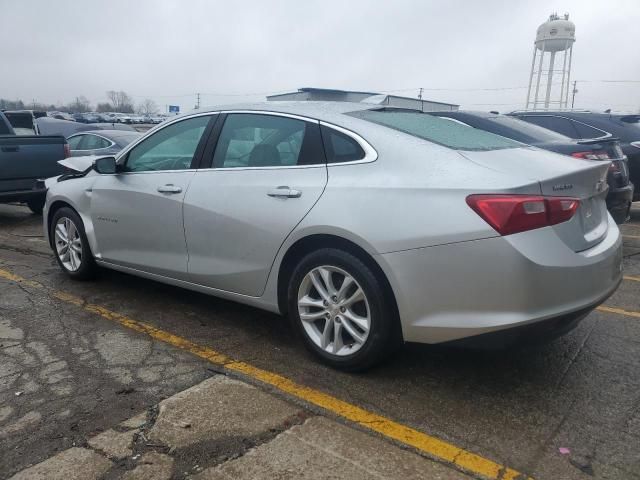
[460,147,610,252]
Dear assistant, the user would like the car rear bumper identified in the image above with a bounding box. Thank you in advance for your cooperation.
[379,215,623,344]
[607,183,634,223]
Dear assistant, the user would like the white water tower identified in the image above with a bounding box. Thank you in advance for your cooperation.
[525,13,576,110]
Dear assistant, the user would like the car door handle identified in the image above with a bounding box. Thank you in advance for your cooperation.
[1,146,19,152]
[157,184,182,194]
[267,186,302,198]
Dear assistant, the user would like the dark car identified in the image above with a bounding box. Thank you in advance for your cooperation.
[430,111,634,223]
[73,113,101,124]
[66,129,140,157]
[508,111,640,201]
[0,112,68,213]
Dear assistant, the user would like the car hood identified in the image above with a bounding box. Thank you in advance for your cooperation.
[58,155,103,172]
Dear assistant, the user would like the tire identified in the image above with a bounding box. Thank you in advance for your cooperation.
[287,248,395,371]
[27,196,45,215]
[50,207,97,280]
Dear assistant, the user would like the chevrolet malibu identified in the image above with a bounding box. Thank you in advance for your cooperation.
[43,102,623,370]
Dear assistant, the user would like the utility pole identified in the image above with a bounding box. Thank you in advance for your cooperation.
[571,81,578,109]
[418,87,423,100]
[195,93,200,110]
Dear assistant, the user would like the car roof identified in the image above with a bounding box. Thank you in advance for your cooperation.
[193,101,375,122]
[73,129,140,140]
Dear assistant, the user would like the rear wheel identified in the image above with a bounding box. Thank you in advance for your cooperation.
[288,248,395,371]
[27,196,45,214]
[50,207,96,280]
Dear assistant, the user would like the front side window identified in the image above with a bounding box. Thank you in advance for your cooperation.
[124,115,210,172]
[349,109,521,151]
[212,113,324,168]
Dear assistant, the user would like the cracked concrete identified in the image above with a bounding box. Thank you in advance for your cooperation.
[2,202,640,479]
[9,378,470,480]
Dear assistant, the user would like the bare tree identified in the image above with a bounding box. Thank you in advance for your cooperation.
[137,99,159,115]
[106,91,134,113]
[67,96,92,113]
[0,99,26,110]
[96,102,113,112]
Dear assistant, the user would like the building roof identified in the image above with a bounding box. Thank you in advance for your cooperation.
[267,87,459,108]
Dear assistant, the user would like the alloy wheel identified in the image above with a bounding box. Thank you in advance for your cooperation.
[297,265,371,356]
[54,217,83,272]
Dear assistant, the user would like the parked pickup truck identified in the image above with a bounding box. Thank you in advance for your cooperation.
[0,112,69,213]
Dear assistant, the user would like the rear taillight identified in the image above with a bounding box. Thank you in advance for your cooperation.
[63,143,71,158]
[466,195,580,236]
[571,151,610,160]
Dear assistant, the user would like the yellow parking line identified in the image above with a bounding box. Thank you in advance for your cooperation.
[597,305,640,319]
[624,275,640,283]
[0,266,527,480]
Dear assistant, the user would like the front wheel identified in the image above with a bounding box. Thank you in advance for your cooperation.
[287,248,396,371]
[50,207,97,280]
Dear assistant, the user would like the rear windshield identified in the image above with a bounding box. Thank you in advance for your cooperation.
[348,109,522,151]
[486,116,571,142]
[112,132,140,144]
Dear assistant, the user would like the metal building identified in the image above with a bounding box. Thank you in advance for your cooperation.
[525,13,576,110]
[267,88,458,112]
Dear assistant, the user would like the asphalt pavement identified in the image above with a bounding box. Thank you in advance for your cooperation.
[1,202,639,479]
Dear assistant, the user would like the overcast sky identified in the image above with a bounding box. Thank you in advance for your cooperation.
[1,0,638,113]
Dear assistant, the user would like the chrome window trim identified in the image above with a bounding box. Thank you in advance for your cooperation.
[96,169,198,177]
[114,109,378,170]
[319,121,378,166]
[68,132,116,151]
[197,165,326,172]
[518,113,612,140]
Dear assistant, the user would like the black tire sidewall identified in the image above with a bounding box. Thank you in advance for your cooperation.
[50,207,96,280]
[287,248,392,371]
[27,196,45,214]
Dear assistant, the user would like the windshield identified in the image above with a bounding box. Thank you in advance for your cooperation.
[348,109,521,151]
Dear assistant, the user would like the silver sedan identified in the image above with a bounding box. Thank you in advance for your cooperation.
[43,102,623,370]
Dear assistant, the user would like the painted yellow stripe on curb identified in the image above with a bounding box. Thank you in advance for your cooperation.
[0,266,527,480]
[597,305,640,319]
[624,275,640,283]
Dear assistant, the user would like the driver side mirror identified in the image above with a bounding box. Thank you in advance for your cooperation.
[94,156,117,174]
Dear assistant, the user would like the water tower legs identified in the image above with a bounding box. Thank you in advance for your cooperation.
[525,45,537,109]
[544,51,556,109]
[533,40,546,109]
[564,46,573,108]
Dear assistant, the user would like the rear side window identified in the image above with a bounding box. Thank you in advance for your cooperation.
[520,115,579,138]
[571,121,608,139]
[212,114,325,168]
[321,126,365,163]
[348,109,520,151]
[67,135,84,149]
[81,134,111,150]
